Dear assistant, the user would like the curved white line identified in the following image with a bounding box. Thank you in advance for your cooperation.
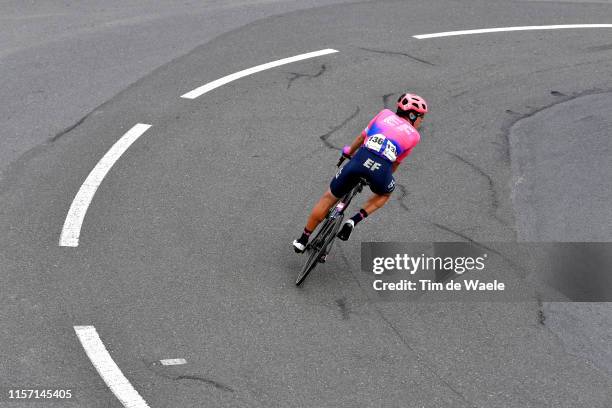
[59,123,151,247]
[414,24,612,39]
[74,326,150,408]
[180,48,338,99]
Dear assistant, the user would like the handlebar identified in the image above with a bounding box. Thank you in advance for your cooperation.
[336,155,347,168]
[337,145,353,167]
[337,152,352,168]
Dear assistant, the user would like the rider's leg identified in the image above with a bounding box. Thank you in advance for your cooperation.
[361,192,391,216]
[293,189,339,252]
[338,192,391,241]
[305,189,339,232]
[294,150,357,252]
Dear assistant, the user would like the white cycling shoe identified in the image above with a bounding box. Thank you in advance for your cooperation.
[293,239,307,253]
[337,219,355,241]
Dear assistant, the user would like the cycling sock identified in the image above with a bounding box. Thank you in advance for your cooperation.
[350,209,368,226]
[298,228,312,244]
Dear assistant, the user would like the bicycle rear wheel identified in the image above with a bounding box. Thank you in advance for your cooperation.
[295,216,342,286]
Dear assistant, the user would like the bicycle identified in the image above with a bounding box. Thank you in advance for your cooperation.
[295,153,369,286]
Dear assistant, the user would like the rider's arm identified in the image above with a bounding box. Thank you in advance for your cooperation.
[392,162,400,173]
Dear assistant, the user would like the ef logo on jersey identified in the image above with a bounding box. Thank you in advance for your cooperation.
[383,116,402,126]
[363,158,382,171]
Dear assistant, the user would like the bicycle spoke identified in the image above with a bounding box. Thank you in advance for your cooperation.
[295,248,321,286]
[295,180,364,285]
[295,219,334,286]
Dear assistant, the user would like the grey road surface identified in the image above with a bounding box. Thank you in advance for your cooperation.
[0,0,356,176]
[1,0,611,407]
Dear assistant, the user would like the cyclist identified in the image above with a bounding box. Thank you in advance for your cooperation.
[293,93,428,253]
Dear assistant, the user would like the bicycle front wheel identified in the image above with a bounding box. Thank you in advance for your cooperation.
[295,217,340,286]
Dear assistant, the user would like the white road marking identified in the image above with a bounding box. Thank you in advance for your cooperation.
[414,24,612,39]
[59,123,152,247]
[180,48,338,99]
[160,358,187,366]
[74,326,150,408]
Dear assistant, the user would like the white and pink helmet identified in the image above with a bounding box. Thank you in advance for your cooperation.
[396,93,428,115]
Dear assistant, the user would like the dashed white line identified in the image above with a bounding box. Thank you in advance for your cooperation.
[413,24,612,39]
[180,48,338,99]
[74,326,150,408]
[160,358,187,366]
[59,123,152,247]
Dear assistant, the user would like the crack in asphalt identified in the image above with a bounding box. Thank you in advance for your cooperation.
[446,152,499,209]
[474,308,495,339]
[51,111,94,142]
[431,221,482,245]
[538,307,546,326]
[536,297,546,326]
[381,92,395,109]
[145,359,235,393]
[496,87,612,228]
[505,109,522,116]
[430,222,510,260]
[337,247,477,407]
[286,64,326,89]
[359,47,436,66]
[1,103,99,188]
[338,245,366,291]
[430,222,528,276]
[503,88,612,138]
[375,309,478,408]
[451,89,469,98]
[550,90,566,97]
[1,50,179,183]
[530,298,612,376]
[335,297,350,320]
[319,106,360,150]
[395,183,410,212]
[495,88,612,182]
[175,375,234,392]
[446,152,507,226]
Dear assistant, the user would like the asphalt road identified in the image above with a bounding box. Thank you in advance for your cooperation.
[1,0,611,407]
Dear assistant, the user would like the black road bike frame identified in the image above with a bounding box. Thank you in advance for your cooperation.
[295,155,368,286]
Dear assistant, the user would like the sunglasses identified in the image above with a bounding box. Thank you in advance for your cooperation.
[409,112,424,121]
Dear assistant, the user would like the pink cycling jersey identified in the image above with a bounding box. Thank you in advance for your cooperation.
[361,109,420,163]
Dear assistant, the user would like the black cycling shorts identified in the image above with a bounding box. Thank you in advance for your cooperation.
[329,147,395,198]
